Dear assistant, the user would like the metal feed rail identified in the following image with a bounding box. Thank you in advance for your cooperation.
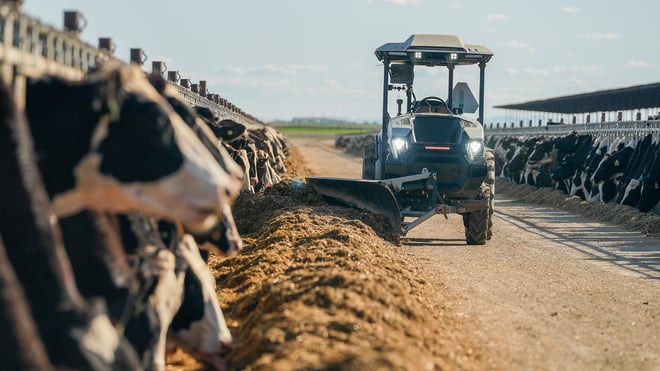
[0,3,263,128]
[168,81,263,129]
[0,5,116,82]
[485,120,660,138]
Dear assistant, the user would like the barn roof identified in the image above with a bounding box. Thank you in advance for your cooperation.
[495,82,660,114]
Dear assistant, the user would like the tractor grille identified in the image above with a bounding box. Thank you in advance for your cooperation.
[412,116,461,143]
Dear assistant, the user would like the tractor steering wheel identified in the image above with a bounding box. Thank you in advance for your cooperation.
[418,96,447,107]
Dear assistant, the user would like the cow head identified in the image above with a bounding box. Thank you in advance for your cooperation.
[168,235,232,370]
[26,61,242,234]
[147,80,245,255]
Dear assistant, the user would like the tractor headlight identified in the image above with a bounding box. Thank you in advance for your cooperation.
[390,136,408,158]
[392,137,407,151]
[466,140,484,159]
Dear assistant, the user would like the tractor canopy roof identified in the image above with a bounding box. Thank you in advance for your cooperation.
[375,34,493,67]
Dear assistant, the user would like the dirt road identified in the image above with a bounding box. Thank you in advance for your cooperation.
[290,135,660,371]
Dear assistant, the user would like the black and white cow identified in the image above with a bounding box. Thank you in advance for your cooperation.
[19,61,243,369]
[616,134,656,206]
[147,77,244,257]
[633,139,660,212]
[0,76,142,370]
[490,130,660,213]
[25,60,244,234]
[167,234,233,370]
[0,234,54,370]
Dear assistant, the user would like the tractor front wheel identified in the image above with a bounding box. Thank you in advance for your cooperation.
[463,206,489,245]
[362,143,376,180]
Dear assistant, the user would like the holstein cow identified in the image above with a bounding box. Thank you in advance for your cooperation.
[56,210,184,370]
[0,77,142,370]
[551,134,594,194]
[590,138,636,202]
[147,76,244,257]
[167,234,233,370]
[25,60,244,234]
[616,134,655,206]
[213,118,259,193]
[123,211,227,371]
[43,72,240,369]
[637,144,660,212]
[494,130,660,213]
[0,234,53,370]
[194,106,254,173]
[21,61,241,368]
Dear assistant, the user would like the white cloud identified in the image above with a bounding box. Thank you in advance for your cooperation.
[486,13,508,21]
[522,67,550,76]
[628,60,650,68]
[566,77,589,89]
[217,64,328,76]
[381,0,420,5]
[251,64,311,75]
[560,6,580,14]
[322,79,338,87]
[505,67,520,75]
[505,40,536,52]
[553,65,604,74]
[580,33,621,40]
[216,66,244,74]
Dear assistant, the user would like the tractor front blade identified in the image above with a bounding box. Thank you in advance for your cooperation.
[306,176,403,234]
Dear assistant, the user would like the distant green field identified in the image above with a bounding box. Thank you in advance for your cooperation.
[276,127,375,134]
[270,121,379,135]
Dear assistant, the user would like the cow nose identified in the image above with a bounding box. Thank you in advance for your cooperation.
[218,340,232,357]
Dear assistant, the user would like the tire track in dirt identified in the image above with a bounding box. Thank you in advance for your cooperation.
[290,135,660,371]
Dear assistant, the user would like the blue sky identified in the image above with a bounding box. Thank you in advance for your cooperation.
[22,0,660,124]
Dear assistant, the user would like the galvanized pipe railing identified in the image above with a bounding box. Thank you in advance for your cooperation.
[0,3,264,127]
[485,120,660,138]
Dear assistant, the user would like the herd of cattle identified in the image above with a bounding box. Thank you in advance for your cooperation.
[486,131,660,213]
[0,60,289,370]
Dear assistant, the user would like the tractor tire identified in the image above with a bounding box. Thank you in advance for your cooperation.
[362,143,376,180]
[464,148,495,245]
[464,208,489,245]
[485,147,495,240]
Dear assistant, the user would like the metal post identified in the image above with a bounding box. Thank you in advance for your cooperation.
[478,61,486,124]
[98,38,114,54]
[406,84,412,113]
[380,57,390,179]
[63,11,82,37]
[151,61,166,77]
[130,48,145,65]
[447,64,454,110]
[167,71,179,82]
